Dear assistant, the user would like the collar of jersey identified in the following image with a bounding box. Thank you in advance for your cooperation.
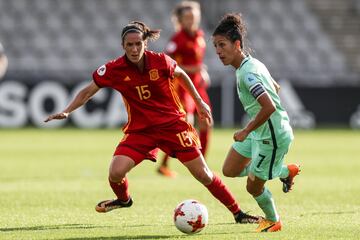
[239,55,251,69]
[122,50,151,70]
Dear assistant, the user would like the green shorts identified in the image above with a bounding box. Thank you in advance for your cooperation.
[232,136,292,180]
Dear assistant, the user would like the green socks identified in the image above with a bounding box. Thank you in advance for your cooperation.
[279,165,289,179]
[254,188,279,222]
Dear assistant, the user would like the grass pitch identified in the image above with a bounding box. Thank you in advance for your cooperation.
[0,128,359,240]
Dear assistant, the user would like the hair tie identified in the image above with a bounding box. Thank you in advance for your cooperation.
[121,28,142,40]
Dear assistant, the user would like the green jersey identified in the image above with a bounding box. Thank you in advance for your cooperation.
[236,56,293,144]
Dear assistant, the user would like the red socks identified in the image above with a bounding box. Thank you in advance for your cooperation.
[109,178,130,202]
[108,174,241,216]
[205,175,240,215]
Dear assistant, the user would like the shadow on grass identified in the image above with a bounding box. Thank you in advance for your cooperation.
[0,223,250,239]
[301,210,357,216]
[60,231,236,240]
[0,224,101,232]
[211,222,235,226]
[62,236,177,240]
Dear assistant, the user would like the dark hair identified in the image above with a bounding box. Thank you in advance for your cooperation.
[121,21,161,43]
[212,13,247,50]
[172,1,200,31]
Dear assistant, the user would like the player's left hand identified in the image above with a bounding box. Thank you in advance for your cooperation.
[196,100,213,126]
[233,129,249,142]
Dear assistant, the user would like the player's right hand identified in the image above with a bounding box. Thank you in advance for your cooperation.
[44,112,69,122]
[233,129,249,142]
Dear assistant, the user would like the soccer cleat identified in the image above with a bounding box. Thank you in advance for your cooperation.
[157,166,177,178]
[256,219,282,232]
[95,197,133,213]
[280,164,300,193]
[234,211,263,224]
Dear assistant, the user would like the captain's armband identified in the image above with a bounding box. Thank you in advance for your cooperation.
[249,83,266,99]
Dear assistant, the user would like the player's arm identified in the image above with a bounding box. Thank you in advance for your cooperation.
[44,81,100,122]
[234,73,276,141]
[234,92,275,141]
[174,66,212,123]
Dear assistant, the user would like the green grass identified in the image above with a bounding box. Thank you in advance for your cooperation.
[0,128,359,239]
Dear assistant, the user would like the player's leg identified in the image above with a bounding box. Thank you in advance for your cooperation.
[222,137,252,177]
[96,155,135,213]
[157,153,177,178]
[222,147,251,177]
[96,133,157,213]
[246,140,292,232]
[158,119,259,223]
[182,154,261,224]
[246,175,282,232]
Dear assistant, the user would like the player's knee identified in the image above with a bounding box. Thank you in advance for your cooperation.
[109,173,123,183]
[222,165,237,178]
[246,182,263,196]
[109,168,126,182]
[246,183,255,195]
[195,170,213,185]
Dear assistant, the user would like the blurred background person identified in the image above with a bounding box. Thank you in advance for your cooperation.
[0,41,8,79]
[157,1,212,178]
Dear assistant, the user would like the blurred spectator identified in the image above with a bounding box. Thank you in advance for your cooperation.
[157,1,213,178]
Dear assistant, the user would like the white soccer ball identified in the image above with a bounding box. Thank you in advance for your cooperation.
[173,199,208,234]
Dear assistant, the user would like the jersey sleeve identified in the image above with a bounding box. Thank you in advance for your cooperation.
[163,54,177,78]
[244,72,266,100]
[92,63,112,88]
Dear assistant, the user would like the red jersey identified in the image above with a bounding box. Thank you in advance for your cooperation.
[166,29,206,88]
[92,51,186,133]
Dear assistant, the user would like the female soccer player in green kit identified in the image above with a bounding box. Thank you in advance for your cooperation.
[212,13,300,232]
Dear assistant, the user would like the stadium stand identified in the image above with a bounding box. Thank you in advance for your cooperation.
[201,0,357,85]
[0,0,358,85]
[305,0,360,76]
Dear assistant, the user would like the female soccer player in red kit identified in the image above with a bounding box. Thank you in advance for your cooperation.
[44,21,260,224]
[158,1,212,177]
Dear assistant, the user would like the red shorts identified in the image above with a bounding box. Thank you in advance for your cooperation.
[113,119,202,165]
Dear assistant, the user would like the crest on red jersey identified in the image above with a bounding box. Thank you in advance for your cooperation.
[97,65,106,76]
[149,69,159,81]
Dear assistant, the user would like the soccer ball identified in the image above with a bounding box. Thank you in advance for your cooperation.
[173,199,208,234]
